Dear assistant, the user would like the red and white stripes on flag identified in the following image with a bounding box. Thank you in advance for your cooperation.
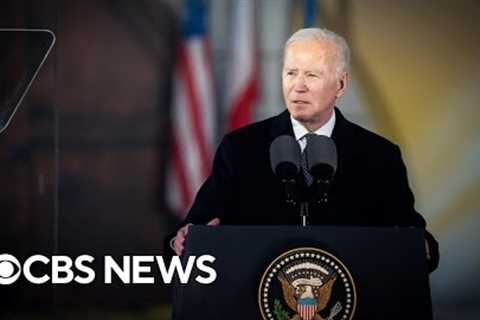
[167,0,259,217]
[167,36,215,217]
[227,1,259,131]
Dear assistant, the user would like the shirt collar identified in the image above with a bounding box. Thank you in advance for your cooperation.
[290,109,336,141]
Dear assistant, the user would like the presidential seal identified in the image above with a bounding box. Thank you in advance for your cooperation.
[258,247,356,320]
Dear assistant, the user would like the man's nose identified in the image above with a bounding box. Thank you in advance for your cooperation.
[293,76,308,92]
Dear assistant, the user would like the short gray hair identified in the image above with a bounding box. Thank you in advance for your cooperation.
[284,28,350,77]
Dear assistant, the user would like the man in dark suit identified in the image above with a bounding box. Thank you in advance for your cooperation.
[171,28,439,272]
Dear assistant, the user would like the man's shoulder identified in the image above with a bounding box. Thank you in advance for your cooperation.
[336,112,400,157]
[224,111,287,143]
[352,122,397,149]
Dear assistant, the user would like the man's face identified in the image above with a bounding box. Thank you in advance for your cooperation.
[282,39,347,130]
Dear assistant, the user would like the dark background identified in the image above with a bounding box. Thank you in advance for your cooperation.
[1,1,178,318]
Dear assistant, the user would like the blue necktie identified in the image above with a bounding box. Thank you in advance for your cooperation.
[301,133,315,186]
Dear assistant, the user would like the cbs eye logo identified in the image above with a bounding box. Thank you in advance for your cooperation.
[0,254,21,285]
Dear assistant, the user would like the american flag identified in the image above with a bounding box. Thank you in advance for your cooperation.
[167,0,215,217]
[167,0,258,217]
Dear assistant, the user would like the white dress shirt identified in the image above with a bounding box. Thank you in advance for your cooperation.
[291,109,336,151]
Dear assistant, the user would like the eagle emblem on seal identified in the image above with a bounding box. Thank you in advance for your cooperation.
[278,262,339,320]
[258,248,356,320]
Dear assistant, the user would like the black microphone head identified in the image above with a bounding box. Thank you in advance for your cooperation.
[306,135,338,179]
[270,135,301,179]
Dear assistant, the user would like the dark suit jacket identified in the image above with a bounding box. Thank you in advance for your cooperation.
[180,108,439,272]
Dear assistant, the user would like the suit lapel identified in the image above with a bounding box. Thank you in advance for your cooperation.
[269,109,295,140]
[331,107,359,173]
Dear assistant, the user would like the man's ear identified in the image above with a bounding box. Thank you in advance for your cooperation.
[336,72,348,98]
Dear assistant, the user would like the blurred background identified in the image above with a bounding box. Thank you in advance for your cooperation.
[0,0,478,319]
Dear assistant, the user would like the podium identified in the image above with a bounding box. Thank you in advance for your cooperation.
[173,226,432,319]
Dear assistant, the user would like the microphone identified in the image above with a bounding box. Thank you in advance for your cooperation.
[270,135,301,204]
[305,135,337,203]
[270,135,301,180]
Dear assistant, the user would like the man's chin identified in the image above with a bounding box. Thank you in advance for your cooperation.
[290,111,312,123]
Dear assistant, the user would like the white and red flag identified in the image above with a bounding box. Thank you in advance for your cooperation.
[226,0,259,131]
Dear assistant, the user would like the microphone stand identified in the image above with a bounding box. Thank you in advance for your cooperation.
[282,178,299,205]
[300,201,309,226]
[315,179,331,204]
[280,178,309,226]
[300,177,333,227]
